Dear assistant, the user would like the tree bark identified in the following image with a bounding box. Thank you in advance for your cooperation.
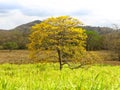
[57,49,62,70]
[118,54,120,61]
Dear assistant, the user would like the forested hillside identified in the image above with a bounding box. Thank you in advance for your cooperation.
[0,20,41,49]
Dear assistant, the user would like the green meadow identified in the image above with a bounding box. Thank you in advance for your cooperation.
[0,63,120,90]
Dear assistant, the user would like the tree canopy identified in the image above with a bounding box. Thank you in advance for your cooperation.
[103,31,120,60]
[86,30,102,51]
[3,42,18,51]
[28,16,87,70]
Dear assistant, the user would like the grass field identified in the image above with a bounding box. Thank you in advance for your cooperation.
[0,50,120,90]
[0,63,120,90]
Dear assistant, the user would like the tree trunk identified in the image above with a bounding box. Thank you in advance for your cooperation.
[118,54,120,61]
[57,49,62,70]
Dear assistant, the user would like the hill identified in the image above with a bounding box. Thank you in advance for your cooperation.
[13,20,41,34]
[0,20,41,49]
[0,20,114,49]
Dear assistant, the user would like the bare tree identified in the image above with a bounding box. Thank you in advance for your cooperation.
[103,24,120,60]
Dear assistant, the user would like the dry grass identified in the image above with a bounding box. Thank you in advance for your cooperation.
[92,50,119,61]
[0,50,119,65]
[89,50,120,65]
[0,50,30,64]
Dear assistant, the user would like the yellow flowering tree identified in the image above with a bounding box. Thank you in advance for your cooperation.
[28,16,87,70]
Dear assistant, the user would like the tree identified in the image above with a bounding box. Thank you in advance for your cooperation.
[3,42,18,51]
[86,30,102,51]
[28,16,87,70]
[103,31,120,60]
[102,24,120,61]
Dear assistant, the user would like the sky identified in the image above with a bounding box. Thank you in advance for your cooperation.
[0,0,120,29]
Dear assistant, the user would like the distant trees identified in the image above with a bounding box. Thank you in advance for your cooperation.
[103,31,120,60]
[101,24,120,60]
[0,20,41,50]
[11,30,29,49]
[0,30,29,49]
[3,42,18,51]
[28,16,87,70]
[86,30,103,51]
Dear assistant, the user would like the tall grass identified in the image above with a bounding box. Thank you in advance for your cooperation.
[0,63,120,90]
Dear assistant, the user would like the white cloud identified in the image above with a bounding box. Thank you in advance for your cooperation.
[0,0,120,29]
[0,10,41,29]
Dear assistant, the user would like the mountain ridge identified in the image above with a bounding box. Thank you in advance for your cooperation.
[0,20,114,34]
